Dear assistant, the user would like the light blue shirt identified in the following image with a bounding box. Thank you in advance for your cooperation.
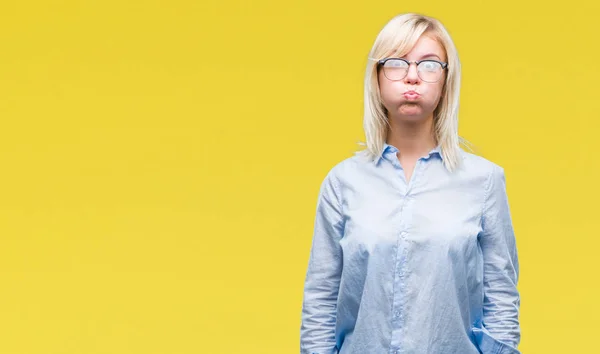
[300,143,521,354]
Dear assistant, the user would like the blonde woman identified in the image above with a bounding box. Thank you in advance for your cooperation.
[300,13,521,354]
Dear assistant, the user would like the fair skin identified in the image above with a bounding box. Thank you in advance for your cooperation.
[378,33,447,182]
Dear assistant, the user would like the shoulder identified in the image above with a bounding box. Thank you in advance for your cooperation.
[321,153,371,184]
[459,149,504,179]
[459,149,507,196]
[313,154,371,200]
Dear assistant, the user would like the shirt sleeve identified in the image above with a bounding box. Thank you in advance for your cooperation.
[300,170,345,354]
[479,163,521,349]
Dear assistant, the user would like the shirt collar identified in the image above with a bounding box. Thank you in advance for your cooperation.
[375,142,443,165]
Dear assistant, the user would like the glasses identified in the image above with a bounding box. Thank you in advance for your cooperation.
[375,58,448,83]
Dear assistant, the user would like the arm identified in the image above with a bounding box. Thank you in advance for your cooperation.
[479,164,521,348]
[300,170,345,354]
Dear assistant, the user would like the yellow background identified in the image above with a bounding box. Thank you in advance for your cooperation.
[0,1,597,353]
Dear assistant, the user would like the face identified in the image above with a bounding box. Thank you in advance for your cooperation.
[378,34,447,122]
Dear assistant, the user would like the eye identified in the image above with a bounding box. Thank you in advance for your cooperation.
[383,59,408,68]
[419,60,441,72]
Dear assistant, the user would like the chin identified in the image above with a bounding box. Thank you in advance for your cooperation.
[397,103,435,117]
[398,107,424,117]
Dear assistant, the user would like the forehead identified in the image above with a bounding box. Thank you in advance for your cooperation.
[401,35,446,61]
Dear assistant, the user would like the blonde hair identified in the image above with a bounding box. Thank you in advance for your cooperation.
[356,13,472,172]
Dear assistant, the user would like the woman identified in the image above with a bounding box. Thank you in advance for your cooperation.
[300,13,521,354]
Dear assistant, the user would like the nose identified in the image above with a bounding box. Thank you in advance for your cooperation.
[403,63,420,84]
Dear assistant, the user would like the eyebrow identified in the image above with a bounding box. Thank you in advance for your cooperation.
[401,53,442,60]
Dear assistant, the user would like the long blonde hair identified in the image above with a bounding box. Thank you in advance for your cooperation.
[356,13,472,172]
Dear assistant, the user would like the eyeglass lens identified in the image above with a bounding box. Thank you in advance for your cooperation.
[382,59,443,82]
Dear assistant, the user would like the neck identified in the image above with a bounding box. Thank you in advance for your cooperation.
[386,114,437,158]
